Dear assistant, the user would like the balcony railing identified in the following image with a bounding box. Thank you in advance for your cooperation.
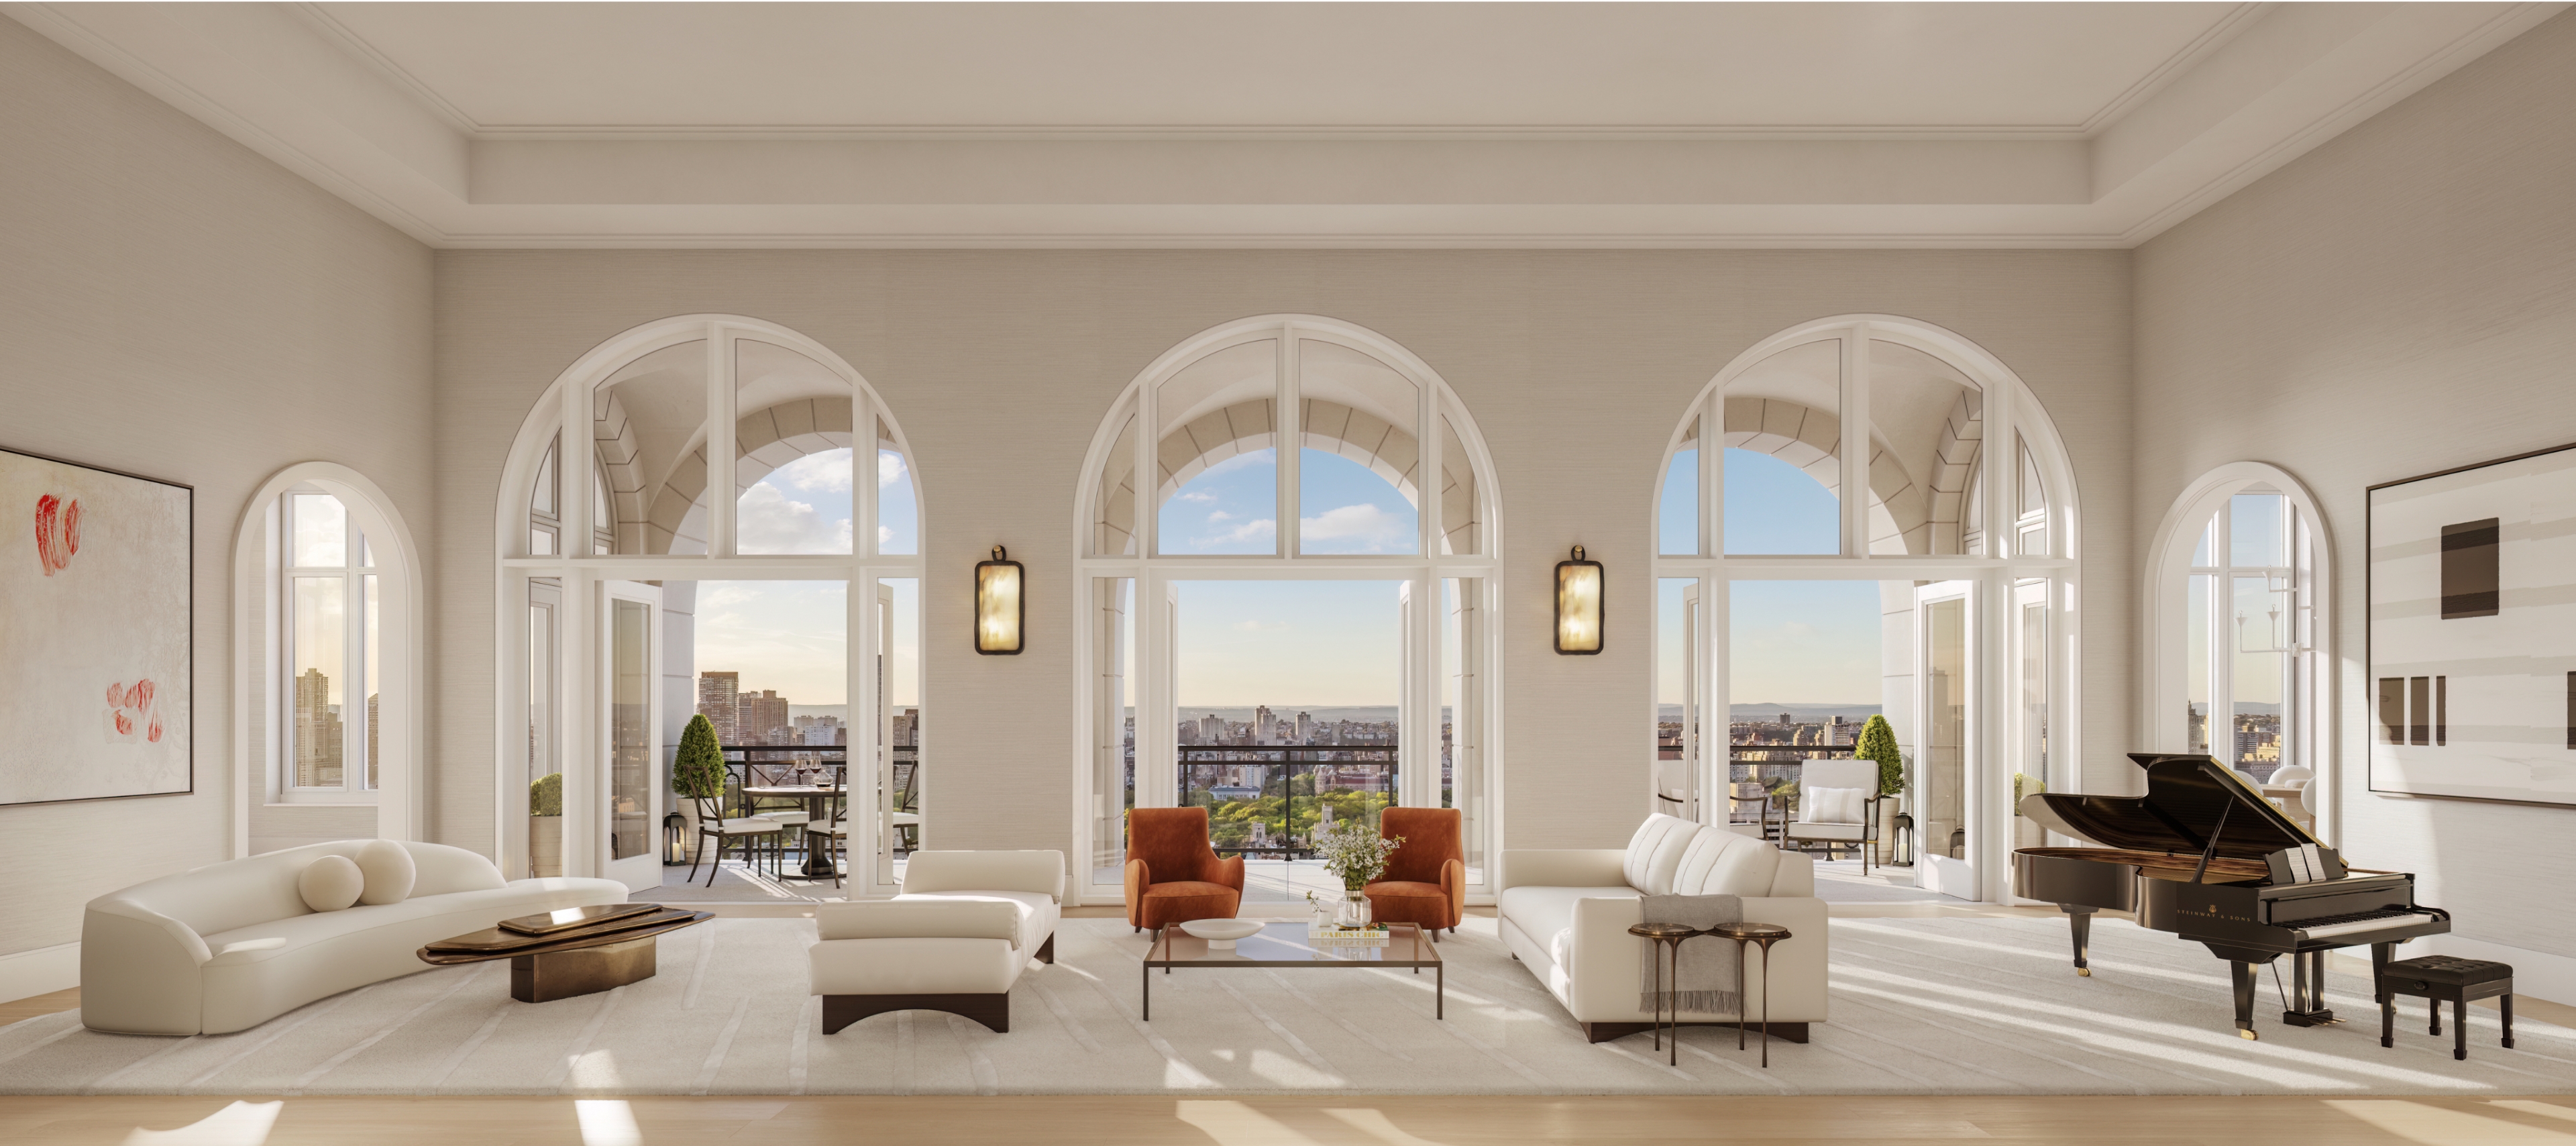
[718,745,917,830]
[1178,744,1395,859]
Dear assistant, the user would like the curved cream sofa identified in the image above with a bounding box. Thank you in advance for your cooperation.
[81,840,627,1035]
[1499,814,1827,1043]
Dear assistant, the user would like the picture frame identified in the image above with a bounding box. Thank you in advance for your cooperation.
[0,444,193,806]
[2367,441,2576,806]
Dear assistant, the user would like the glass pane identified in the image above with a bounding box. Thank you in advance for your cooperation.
[1092,403,1140,556]
[1091,578,1136,886]
[2231,492,2286,568]
[2017,437,2049,557]
[1868,340,1983,555]
[1438,411,1482,555]
[357,528,373,570]
[594,338,708,555]
[290,575,347,787]
[1656,578,1698,821]
[527,597,558,877]
[530,527,557,557]
[2192,517,2213,568]
[531,440,557,518]
[1723,339,1841,555]
[2186,573,2212,753]
[1444,576,1485,883]
[2233,572,2290,778]
[1175,580,1399,902]
[878,578,921,884]
[608,597,651,862]
[1923,595,1968,857]
[868,422,911,556]
[1727,581,1884,847]
[2021,588,2047,786]
[290,493,345,567]
[1297,339,1419,555]
[1157,339,1278,555]
[736,339,856,556]
[364,574,380,790]
[1661,417,1700,556]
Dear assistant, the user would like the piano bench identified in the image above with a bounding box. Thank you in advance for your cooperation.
[2379,955,2513,1061]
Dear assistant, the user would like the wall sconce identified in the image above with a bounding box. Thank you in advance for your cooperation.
[1555,545,1603,655]
[975,545,1024,655]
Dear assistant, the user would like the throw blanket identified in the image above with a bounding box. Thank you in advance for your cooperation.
[1638,894,1743,1017]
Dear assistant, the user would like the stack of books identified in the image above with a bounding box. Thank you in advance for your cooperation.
[1307,923,1392,947]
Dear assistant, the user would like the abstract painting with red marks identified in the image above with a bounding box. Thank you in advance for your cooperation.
[2,446,191,804]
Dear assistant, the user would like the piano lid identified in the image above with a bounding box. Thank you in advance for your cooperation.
[2023,753,2320,860]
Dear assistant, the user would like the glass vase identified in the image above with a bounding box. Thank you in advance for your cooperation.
[1334,890,1373,929]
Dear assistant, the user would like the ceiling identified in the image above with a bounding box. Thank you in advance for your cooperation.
[8,1,2564,249]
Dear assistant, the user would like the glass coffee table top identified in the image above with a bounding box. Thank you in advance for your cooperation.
[1148,921,1440,966]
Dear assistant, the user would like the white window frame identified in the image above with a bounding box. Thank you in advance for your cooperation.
[278,486,378,798]
[231,463,425,851]
[1650,315,2082,904]
[2143,461,2335,842]
[1071,315,1506,906]
[493,315,924,894]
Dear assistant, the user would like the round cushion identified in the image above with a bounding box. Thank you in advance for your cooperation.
[356,839,416,905]
[298,854,365,913]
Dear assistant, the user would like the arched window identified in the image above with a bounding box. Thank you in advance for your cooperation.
[232,463,423,852]
[2145,462,2330,834]
[1077,316,1499,906]
[1653,317,2077,903]
[496,317,923,894]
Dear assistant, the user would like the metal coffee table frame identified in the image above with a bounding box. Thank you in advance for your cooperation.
[1143,921,1442,1021]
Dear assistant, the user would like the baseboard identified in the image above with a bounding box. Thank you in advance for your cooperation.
[0,943,78,1004]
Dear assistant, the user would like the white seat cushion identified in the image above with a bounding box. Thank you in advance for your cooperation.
[809,937,1022,995]
[894,889,1059,955]
[706,817,780,836]
[1496,884,1640,971]
[1786,821,1866,842]
[1622,814,1701,895]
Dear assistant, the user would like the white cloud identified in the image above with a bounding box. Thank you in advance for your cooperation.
[704,586,758,608]
[1218,518,1277,543]
[1177,489,1218,504]
[879,452,907,488]
[1207,510,1234,522]
[878,524,892,546]
[1299,503,1407,550]
[769,450,853,494]
[737,482,852,554]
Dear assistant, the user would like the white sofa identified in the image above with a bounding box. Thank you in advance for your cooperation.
[810,849,1063,1034]
[1499,814,1828,1043]
[81,840,627,1035]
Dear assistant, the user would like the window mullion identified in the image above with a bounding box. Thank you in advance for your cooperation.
[1841,330,1868,557]
[1277,331,1300,558]
[708,327,737,559]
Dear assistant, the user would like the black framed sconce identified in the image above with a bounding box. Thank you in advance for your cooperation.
[975,545,1024,655]
[1555,544,1603,654]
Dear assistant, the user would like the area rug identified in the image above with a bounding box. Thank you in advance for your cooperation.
[2,915,2568,1096]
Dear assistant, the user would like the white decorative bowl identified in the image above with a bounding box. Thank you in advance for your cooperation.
[1179,919,1264,948]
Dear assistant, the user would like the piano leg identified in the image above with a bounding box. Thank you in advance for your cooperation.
[2231,960,2261,1040]
[2283,948,2337,1027]
[2062,906,2095,976]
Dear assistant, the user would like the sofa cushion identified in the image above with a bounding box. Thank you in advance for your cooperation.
[809,936,1022,996]
[1497,884,1640,970]
[1670,827,1741,895]
[1622,814,1700,895]
[894,889,1059,953]
[1806,786,1867,825]
[902,851,1066,902]
[356,840,416,906]
[1699,831,1786,895]
[820,899,1018,946]
[1788,821,1866,843]
[201,879,626,965]
[297,856,364,913]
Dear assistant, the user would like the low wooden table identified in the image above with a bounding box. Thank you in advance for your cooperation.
[1143,922,1442,1021]
[419,904,712,1003]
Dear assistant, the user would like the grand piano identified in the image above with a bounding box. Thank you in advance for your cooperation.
[2013,752,2449,1039]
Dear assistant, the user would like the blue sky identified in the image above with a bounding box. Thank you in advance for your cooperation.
[1158,448,1419,555]
[1175,580,1403,708]
[1657,448,1881,706]
[732,446,918,556]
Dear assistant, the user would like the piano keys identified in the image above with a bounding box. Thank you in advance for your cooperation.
[2012,753,2450,1039]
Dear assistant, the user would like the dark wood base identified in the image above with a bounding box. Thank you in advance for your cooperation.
[822,992,1010,1035]
[1036,934,1054,965]
[1581,1021,1809,1045]
[511,935,657,1003]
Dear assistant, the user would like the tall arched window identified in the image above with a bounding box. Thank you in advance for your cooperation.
[1077,316,1499,906]
[495,317,923,894]
[1653,317,2078,903]
[2145,462,2330,837]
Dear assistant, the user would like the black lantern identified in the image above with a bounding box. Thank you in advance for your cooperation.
[1554,545,1603,654]
[975,545,1024,655]
[663,810,689,866]
[1889,812,1915,867]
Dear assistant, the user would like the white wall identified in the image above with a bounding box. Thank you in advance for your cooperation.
[0,18,433,971]
[2137,13,2576,970]
[431,248,2133,862]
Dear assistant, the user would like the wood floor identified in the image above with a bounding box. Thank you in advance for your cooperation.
[6,1094,2576,1145]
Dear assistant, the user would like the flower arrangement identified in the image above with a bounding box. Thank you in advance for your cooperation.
[1315,819,1404,891]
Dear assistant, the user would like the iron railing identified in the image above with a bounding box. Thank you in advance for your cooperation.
[1178,744,1395,859]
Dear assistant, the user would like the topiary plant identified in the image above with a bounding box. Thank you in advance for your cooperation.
[674,713,727,802]
[1854,714,1904,797]
[529,772,563,817]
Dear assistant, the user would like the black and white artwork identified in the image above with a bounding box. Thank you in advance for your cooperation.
[2369,442,2576,804]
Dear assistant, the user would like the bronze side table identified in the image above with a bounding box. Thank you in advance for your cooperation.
[1705,921,1792,1067]
[1627,922,1699,1065]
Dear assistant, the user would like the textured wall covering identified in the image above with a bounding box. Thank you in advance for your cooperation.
[432,248,2131,866]
[2136,13,2576,960]
[0,20,432,955]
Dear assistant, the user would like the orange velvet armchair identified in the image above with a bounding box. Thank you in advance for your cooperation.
[1124,807,1246,931]
[1364,807,1465,937]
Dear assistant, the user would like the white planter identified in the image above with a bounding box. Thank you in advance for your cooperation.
[530,815,563,878]
[1875,799,1901,862]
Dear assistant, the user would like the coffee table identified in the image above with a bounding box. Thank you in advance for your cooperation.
[1142,922,1442,1021]
[418,904,712,1002]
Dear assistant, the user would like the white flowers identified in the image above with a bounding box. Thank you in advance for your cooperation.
[1315,819,1404,889]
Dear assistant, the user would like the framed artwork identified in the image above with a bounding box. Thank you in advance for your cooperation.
[2368,441,2576,804]
[0,446,192,805]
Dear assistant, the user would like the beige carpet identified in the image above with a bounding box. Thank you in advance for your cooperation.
[1,915,2568,1096]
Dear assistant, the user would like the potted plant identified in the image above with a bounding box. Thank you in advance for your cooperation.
[529,772,564,878]
[1313,819,1404,929]
[672,714,727,863]
[1853,715,1904,862]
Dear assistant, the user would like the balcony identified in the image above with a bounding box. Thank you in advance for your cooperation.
[1179,743,1397,903]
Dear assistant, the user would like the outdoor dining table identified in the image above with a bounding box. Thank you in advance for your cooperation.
[741,784,841,880]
